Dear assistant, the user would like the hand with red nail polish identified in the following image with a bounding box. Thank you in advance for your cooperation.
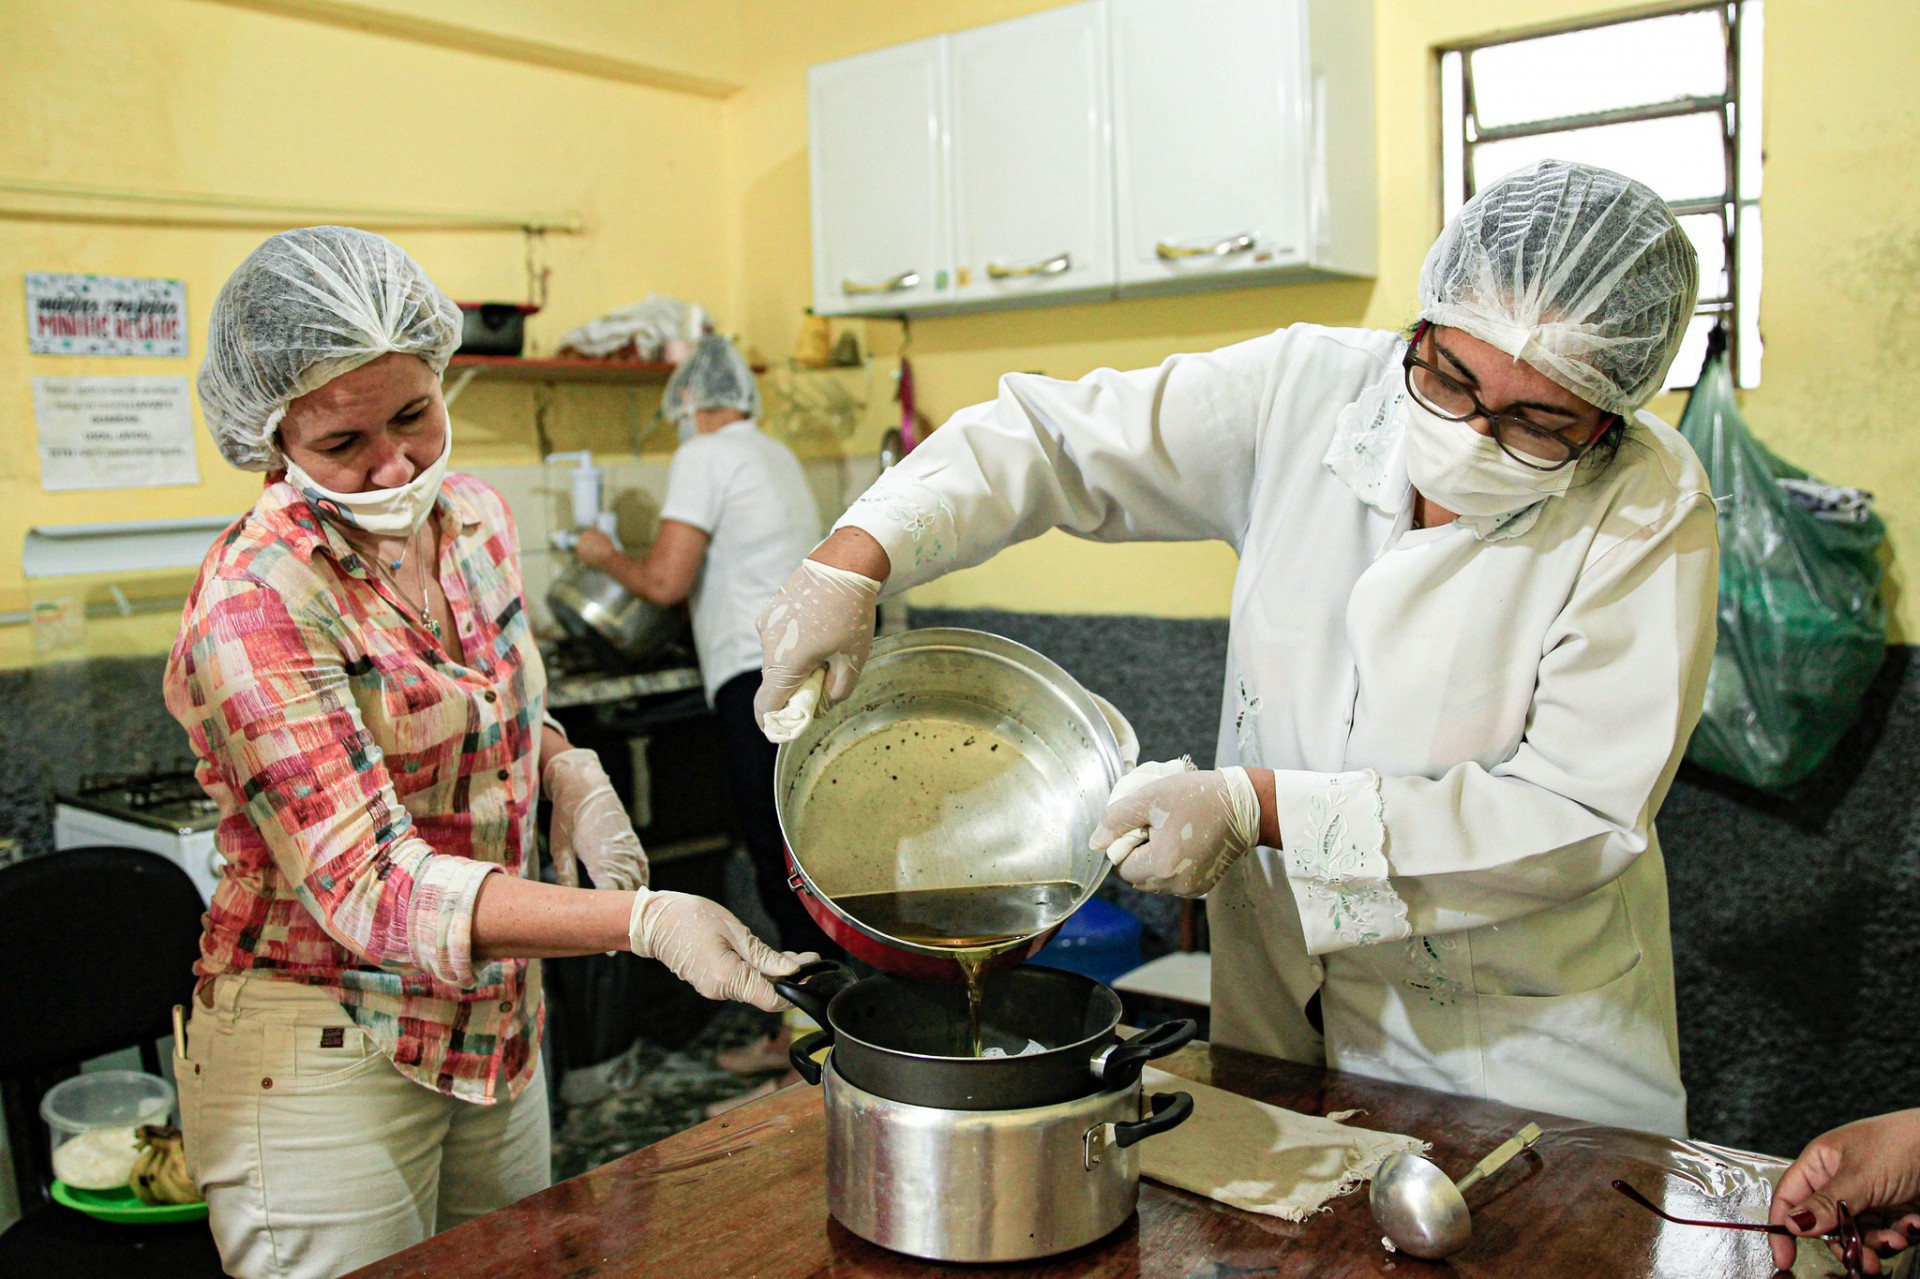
[1769,1109,1920,1273]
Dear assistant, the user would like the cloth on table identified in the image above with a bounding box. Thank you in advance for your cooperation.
[1138,1065,1425,1222]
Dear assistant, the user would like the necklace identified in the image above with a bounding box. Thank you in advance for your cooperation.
[366,527,442,642]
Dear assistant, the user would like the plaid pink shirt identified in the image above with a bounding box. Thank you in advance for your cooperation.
[164,473,545,1103]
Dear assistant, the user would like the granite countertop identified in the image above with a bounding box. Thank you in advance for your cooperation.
[544,665,703,710]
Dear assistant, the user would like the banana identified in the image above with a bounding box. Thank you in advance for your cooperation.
[131,1125,203,1206]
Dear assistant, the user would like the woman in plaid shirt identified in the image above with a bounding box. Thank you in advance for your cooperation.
[165,227,806,1279]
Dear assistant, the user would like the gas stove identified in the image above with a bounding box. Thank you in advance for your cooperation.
[58,768,222,835]
[54,767,224,902]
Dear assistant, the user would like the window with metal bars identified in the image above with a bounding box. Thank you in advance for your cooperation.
[1439,1,1763,391]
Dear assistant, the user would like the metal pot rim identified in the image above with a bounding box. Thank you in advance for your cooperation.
[818,965,1121,1067]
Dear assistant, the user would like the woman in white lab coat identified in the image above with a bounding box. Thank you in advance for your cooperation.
[751,160,1717,1136]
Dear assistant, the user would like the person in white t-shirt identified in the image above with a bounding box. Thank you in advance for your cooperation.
[575,336,839,1005]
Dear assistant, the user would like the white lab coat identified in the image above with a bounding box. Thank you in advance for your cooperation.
[836,324,1718,1137]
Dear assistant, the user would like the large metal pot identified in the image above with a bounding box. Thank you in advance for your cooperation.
[547,565,682,670]
[774,628,1124,980]
[776,961,1196,1110]
[778,961,1196,1263]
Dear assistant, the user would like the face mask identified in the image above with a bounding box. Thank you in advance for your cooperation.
[1399,397,1574,519]
[674,409,698,444]
[284,426,451,537]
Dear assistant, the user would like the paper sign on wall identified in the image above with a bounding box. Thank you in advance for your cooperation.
[27,273,188,357]
[33,377,201,491]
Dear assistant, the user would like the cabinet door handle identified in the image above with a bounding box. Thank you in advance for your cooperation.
[986,251,1071,280]
[841,270,920,296]
[1154,232,1257,261]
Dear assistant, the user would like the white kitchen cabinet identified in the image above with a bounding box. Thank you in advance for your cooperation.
[1110,0,1373,290]
[948,2,1113,306]
[808,37,952,316]
[805,0,1373,317]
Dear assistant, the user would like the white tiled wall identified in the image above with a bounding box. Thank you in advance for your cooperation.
[463,450,881,637]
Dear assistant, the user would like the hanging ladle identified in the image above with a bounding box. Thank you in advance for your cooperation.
[1370,1122,1544,1259]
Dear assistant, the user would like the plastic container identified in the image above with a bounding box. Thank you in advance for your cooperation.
[41,1071,175,1191]
[1029,896,1144,987]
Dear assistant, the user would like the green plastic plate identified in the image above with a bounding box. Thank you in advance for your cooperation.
[50,1180,208,1225]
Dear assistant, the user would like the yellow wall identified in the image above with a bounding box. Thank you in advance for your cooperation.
[0,0,738,666]
[728,0,1920,636]
[6,0,1919,665]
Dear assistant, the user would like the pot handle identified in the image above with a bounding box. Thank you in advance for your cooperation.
[1094,1018,1198,1089]
[788,1030,831,1087]
[1111,1091,1194,1149]
[772,959,854,1026]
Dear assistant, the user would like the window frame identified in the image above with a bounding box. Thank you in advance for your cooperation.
[1437,1,1762,390]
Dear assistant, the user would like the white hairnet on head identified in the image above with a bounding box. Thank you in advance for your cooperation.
[198,226,462,471]
[663,333,760,422]
[1418,160,1699,416]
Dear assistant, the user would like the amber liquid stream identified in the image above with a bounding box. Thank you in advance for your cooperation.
[834,881,1080,1056]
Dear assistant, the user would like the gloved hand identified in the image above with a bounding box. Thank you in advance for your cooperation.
[626,889,815,1012]
[753,558,883,741]
[573,528,619,571]
[1090,761,1262,897]
[544,748,649,891]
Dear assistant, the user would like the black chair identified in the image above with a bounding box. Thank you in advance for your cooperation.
[0,846,225,1276]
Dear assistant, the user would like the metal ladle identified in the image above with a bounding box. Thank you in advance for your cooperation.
[1370,1122,1544,1259]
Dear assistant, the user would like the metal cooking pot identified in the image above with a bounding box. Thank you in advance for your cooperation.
[778,961,1196,1263]
[775,961,1196,1110]
[774,628,1124,980]
[546,564,682,670]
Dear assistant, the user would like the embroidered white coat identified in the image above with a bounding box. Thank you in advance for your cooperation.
[837,324,1719,1137]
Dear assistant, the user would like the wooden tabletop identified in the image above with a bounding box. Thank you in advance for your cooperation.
[348,1043,1795,1278]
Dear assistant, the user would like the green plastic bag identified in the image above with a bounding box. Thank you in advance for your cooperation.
[1677,339,1886,790]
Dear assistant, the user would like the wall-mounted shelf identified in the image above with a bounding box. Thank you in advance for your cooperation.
[446,355,679,385]
[442,355,771,407]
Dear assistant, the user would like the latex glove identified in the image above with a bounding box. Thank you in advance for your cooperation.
[753,558,882,740]
[627,889,814,1012]
[544,748,649,891]
[1769,1109,1920,1273]
[1090,762,1261,897]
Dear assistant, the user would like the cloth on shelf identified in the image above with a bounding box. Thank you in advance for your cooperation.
[1137,1065,1425,1222]
[559,294,709,362]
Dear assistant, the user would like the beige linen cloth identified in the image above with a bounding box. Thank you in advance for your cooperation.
[1137,1065,1426,1222]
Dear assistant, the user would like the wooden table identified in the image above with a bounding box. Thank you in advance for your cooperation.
[349,1044,1795,1278]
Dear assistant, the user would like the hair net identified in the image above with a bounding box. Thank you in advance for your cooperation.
[663,333,760,424]
[1418,160,1699,416]
[198,226,462,471]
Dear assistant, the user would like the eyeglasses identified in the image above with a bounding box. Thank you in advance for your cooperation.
[1611,1179,1869,1277]
[1402,322,1614,472]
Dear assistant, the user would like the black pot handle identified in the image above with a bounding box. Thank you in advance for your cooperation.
[1095,1018,1199,1089]
[788,1030,831,1087]
[1112,1090,1193,1149]
[772,959,854,1026]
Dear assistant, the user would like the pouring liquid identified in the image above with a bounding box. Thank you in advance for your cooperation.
[834,881,1081,1056]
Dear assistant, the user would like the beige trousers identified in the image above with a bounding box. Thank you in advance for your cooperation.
[176,975,550,1279]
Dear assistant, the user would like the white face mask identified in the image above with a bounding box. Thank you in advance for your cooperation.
[1399,397,1574,519]
[284,426,451,537]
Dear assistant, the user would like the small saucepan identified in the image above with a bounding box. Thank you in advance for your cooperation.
[776,960,1197,1111]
